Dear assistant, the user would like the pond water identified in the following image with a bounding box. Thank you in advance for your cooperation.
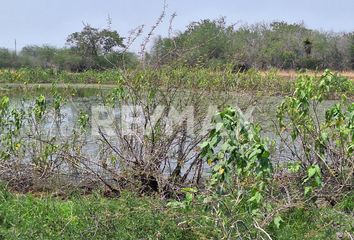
[0,84,338,178]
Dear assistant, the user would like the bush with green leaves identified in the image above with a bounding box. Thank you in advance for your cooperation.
[0,91,89,185]
[276,70,353,196]
[167,70,353,238]
[200,107,272,206]
[172,106,275,238]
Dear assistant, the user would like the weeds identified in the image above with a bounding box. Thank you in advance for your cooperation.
[2,67,352,96]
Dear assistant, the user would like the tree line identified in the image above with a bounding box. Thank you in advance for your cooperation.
[1,18,354,71]
[150,18,354,71]
[0,24,138,71]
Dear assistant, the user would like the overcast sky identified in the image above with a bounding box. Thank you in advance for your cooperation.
[1,0,353,52]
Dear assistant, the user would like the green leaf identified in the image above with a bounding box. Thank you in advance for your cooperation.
[181,188,198,193]
[288,162,301,173]
[304,186,312,196]
[200,141,209,149]
[307,164,320,179]
[291,129,298,140]
[248,191,262,203]
[274,215,283,229]
[215,122,223,132]
[308,167,317,178]
[0,96,9,109]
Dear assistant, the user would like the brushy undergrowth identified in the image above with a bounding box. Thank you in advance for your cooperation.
[0,185,353,240]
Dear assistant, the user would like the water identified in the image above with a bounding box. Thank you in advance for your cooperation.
[0,84,338,180]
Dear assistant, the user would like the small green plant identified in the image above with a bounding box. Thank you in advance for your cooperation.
[178,106,275,238]
[78,112,89,131]
[167,188,198,211]
[201,106,272,209]
[33,95,46,120]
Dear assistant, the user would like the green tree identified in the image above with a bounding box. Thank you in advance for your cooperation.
[0,48,15,68]
[20,45,57,68]
[350,33,354,69]
[151,18,234,67]
[52,48,83,71]
[66,25,125,69]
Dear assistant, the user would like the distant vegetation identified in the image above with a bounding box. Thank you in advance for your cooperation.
[150,19,354,70]
[1,19,354,71]
[0,24,138,71]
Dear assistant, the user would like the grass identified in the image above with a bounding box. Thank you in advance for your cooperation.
[267,203,354,239]
[0,184,353,240]
[0,188,198,240]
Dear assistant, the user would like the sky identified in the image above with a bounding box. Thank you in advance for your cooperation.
[1,0,353,52]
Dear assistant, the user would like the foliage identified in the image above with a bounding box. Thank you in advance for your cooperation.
[0,92,85,177]
[0,68,353,239]
[0,21,137,71]
[166,70,353,238]
[66,24,125,70]
[277,70,354,195]
[2,67,346,97]
[201,107,272,208]
[1,20,354,70]
[0,48,16,68]
[169,106,274,238]
[152,18,233,67]
[350,34,354,69]
[151,19,354,70]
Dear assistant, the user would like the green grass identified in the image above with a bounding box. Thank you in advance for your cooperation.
[268,204,354,239]
[0,188,198,240]
[0,184,353,240]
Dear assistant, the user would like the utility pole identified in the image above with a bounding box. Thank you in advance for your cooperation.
[14,39,17,56]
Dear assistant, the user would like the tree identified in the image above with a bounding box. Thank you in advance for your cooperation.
[0,48,14,68]
[52,48,84,71]
[350,33,354,69]
[66,24,125,69]
[151,18,234,67]
[179,18,233,66]
[20,45,57,68]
